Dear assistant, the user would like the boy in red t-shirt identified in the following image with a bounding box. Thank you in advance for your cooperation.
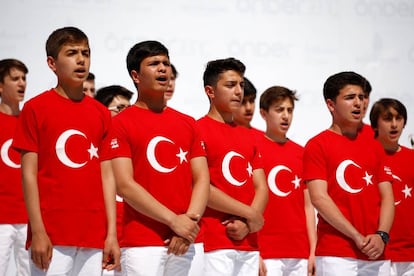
[12,26,120,275]
[257,86,316,276]
[303,71,394,275]
[0,58,30,276]
[370,98,414,276]
[197,57,268,275]
[101,40,209,275]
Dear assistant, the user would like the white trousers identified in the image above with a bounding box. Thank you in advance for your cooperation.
[316,256,390,276]
[0,224,30,276]
[391,261,414,276]
[121,245,195,276]
[263,258,308,276]
[188,242,204,276]
[29,246,102,276]
[204,249,259,276]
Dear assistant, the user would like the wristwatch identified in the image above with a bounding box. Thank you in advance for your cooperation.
[376,231,390,244]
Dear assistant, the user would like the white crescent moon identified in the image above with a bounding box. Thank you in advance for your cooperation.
[336,160,363,193]
[222,151,246,186]
[391,174,402,205]
[1,139,20,168]
[268,165,292,197]
[146,136,176,173]
[56,129,87,168]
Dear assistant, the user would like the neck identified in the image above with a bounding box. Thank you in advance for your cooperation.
[135,100,166,113]
[265,131,288,144]
[0,102,20,116]
[379,139,400,154]
[207,106,234,124]
[55,85,84,101]
[329,123,358,139]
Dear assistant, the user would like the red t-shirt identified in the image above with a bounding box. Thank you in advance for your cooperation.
[383,146,414,261]
[0,112,27,223]
[12,89,111,249]
[257,136,309,259]
[196,116,262,252]
[100,106,206,247]
[303,130,391,260]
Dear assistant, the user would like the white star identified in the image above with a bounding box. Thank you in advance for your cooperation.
[402,184,412,199]
[246,162,253,177]
[291,175,301,189]
[87,143,99,159]
[176,148,188,164]
[362,171,373,186]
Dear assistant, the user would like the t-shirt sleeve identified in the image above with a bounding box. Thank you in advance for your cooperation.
[100,118,132,161]
[188,120,207,159]
[12,102,39,153]
[303,138,327,183]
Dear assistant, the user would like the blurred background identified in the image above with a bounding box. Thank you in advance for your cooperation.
[2,0,413,147]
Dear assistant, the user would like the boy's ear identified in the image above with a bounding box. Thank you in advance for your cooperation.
[130,70,140,85]
[204,85,214,99]
[326,98,335,113]
[259,108,267,119]
[46,56,57,73]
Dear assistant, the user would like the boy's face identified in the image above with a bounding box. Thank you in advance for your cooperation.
[260,97,294,137]
[83,79,95,97]
[208,70,243,114]
[164,72,176,102]
[327,84,364,127]
[0,67,26,104]
[132,55,171,96]
[47,41,90,87]
[376,107,405,145]
[107,95,131,117]
[233,94,255,128]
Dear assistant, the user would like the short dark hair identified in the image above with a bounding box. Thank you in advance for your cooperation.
[203,57,245,87]
[94,85,133,107]
[323,71,371,101]
[171,64,178,79]
[46,26,89,59]
[126,40,169,75]
[260,86,298,111]
[369,98,407,138]
[86,72,95,81]
[0,58,28,83]
[243,77,257,98]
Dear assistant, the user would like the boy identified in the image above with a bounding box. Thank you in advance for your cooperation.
[101,40,209,275]
[303,71,394,275]
[94,85,133,276]
[370,98,414,276]
[83,72,95,97]
[12,26,119,275]
[257,86,316,276]
[95,85,133,117]
[232,77,263,137]
[164,64,178,102]
[197,57,268,275]
[0,58,30,276]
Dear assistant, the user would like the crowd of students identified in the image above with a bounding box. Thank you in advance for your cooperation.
[0,26,413,276]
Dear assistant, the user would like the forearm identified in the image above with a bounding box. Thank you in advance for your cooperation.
[21,151,46,235]
[377,181,395,232]
[101,160,117,237]
[113,157,176,227]
[186,157,210,218]
[250,169,268,213]
[304,189,317,255]
[308,180,362,242]
[208,185,253,219]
